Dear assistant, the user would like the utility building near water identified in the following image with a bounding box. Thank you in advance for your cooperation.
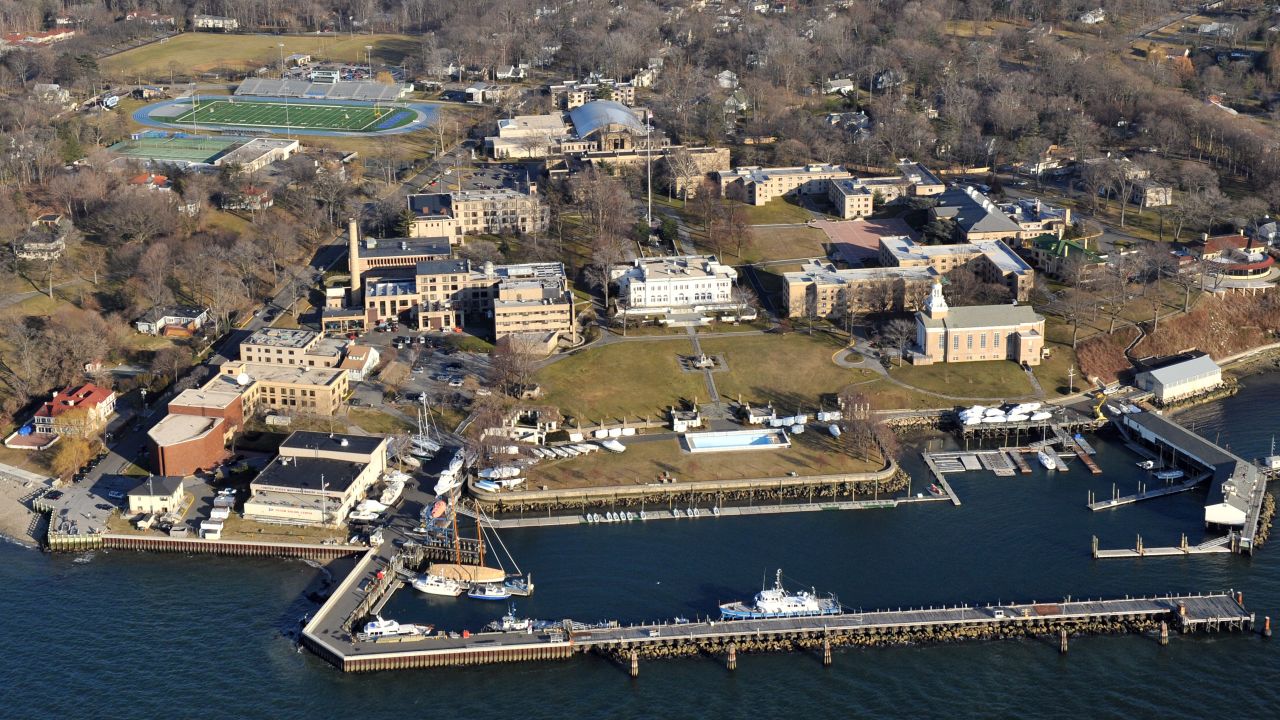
[1135,353,1223,404]
[243,432,388,526]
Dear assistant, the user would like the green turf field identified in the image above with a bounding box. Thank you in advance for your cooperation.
[171,100,409,132]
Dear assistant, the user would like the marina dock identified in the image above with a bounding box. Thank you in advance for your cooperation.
[301,585,1256,672]
[1092,534,1236,558]
[1114,408,1273,554]
[1086,473,1209,511]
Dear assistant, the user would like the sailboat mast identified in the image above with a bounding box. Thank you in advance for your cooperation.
[477,511,486,567]
[452,500,460,565]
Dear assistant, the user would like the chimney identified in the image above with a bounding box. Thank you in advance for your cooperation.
[347,218,361,294]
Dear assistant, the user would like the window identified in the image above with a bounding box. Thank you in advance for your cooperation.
[980,334,986,349]
[993,333,1000,347]
[952,335,959,350]
[966,335,973,350]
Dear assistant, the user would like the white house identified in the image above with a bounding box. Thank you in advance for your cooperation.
[610,255,737,311]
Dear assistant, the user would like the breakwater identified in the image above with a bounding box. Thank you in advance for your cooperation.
[303,592,1255,673]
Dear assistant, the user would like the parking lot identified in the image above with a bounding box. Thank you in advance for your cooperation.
[343,327,492,417]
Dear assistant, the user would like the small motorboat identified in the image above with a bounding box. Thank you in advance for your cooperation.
[1154,469,1185,480]
[412,573,466,597]
[468,583,514,601]
[928,484,943,496]
[1037,449,1059,471]
[1136,460,1156,470]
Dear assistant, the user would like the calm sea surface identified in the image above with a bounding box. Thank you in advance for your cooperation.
[4,376,1280,719]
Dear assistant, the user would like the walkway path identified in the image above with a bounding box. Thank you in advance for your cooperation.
[687,327,722,405]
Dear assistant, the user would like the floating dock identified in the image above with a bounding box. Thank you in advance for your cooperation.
[1092,534,1235,558]
[1087,473,1210,511]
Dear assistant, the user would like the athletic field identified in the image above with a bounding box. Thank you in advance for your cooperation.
[171,99,413,132]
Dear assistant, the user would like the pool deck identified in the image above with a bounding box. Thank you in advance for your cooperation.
[682,428,792,453]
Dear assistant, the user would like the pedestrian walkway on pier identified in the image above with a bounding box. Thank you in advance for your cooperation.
[301,588,1254,672]
[1087,472,1209,511]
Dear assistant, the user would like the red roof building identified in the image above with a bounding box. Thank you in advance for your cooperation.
[33,383,117,437]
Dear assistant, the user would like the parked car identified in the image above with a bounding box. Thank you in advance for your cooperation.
[448,377,464,388]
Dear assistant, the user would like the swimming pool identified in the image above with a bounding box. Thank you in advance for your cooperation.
[683,429,791,453]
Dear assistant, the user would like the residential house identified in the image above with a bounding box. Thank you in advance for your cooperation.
[127,477,186,515]
[220,185,273,211]
[134,305,210,336]
[716,70,739,89]
[128,173,172,191]
[465,82,507,104]
[1131,179,1173,208]
[912,282,1045,366]
[33,383,117,438]
[32,83,71,106]
[192,14,239,31]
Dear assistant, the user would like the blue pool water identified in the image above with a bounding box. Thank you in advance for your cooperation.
[685,429,788,452]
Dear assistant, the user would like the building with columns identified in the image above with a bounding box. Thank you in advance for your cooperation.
[912,281,1044,366]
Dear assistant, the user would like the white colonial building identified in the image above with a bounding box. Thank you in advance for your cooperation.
[611,255,737,312]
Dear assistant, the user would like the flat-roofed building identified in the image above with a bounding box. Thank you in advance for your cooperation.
[243,432,388,526]
[211,360,349,416]
[238,328,345,368]
[850,161,947,203]
[998,198,1072,239]
[147,386,244,476]
[212,137,298,173]
[717,164,852,206]
[912,282,1044,366]
[548,79,637,109]
[134,305,210,336]
[611,255,737,311]
[827,179,875,219]
[783,261,937,318]
[879,235,1035,302]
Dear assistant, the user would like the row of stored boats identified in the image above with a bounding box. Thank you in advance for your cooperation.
[958,403,1053,427]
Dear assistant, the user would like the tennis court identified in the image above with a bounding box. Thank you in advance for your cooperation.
[108,135,242,165]
[170,100,413,132]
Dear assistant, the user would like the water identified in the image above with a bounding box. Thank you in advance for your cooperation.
[4,380,1280,719]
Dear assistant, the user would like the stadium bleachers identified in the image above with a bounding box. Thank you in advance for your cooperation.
[235,78,405,102]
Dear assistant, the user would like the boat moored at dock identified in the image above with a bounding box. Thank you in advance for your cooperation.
[719,569,842,620]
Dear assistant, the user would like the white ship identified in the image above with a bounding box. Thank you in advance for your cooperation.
[412,572,467,597]
[719,569,842,620]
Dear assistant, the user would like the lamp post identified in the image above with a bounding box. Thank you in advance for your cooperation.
[645,113,653,230]
[278,42,285,79]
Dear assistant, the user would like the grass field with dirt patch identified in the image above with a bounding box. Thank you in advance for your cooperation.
[102,32,418,77]
[524,430,881,490]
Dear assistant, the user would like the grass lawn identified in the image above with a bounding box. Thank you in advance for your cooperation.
[698,332,871,408]
[347,408,415,435]
[102,32,419,77]
[889,360,1034,399]
[537,340,709,422]
[743,198,816,225]
[740,226,828,263]
[857,378,954,410]
[524,430,881,490]
[1032,342,1082,397]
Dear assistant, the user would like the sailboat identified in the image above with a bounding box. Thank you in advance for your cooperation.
[410,397,442,458]
[427,499,534,601]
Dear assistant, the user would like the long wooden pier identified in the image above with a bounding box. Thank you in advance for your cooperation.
[301,588,1256,673]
